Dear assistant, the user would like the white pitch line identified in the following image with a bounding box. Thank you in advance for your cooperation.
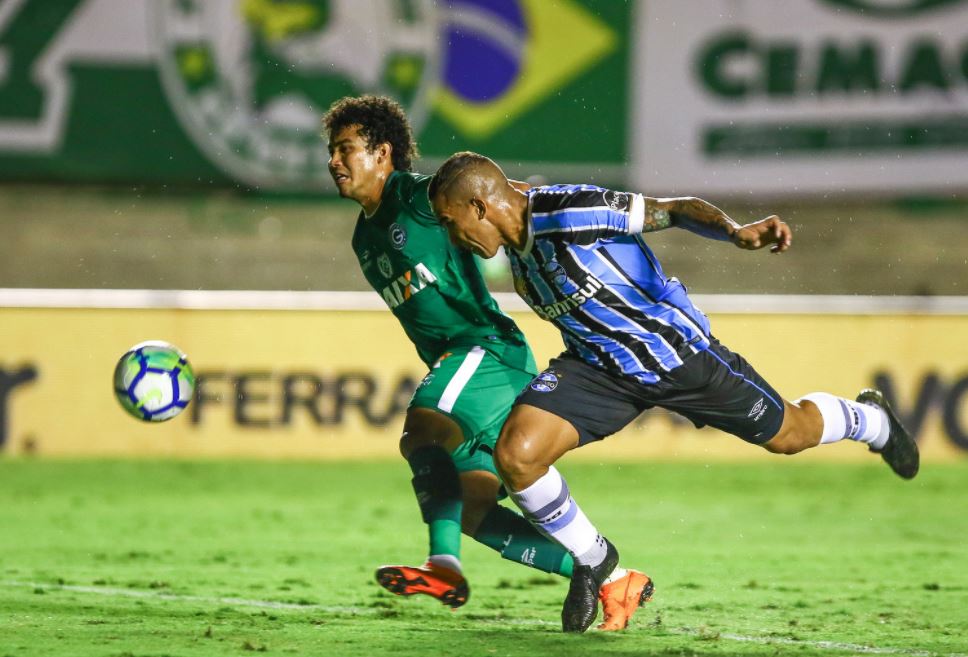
[3,580,964,656]
[1,580,371,614]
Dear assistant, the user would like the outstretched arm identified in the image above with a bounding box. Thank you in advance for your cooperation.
[643,196,792,254]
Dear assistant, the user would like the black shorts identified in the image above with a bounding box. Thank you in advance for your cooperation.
[516,340,785,446]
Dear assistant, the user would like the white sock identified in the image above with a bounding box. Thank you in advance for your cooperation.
[508,466,605,566]
[603,567,628,585]
[798,392,890,450]
[428,554,462,573]
[575,534,608,567]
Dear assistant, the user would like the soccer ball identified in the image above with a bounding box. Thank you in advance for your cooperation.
[113,341,195,422]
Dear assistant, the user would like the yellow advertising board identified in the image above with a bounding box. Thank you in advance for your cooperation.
[1,306,966,462]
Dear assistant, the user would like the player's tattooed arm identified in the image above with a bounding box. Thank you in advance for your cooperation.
[644,196,793,253]
[644,196,740,241]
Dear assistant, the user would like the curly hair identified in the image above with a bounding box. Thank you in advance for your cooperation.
[322,95,419,172]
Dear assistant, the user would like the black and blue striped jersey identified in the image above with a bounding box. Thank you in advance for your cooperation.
[507,184,712,384]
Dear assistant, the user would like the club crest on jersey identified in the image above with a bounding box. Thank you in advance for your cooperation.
[377,253,393,279]
[603,190,631,212]
[544,261,569,287]
[380,262,437,309]
[530,370,560,393]
[389,223,408,250]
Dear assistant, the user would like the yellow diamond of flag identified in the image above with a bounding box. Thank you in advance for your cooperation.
[433,0,617,140]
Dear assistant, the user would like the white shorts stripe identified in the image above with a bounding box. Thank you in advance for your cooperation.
[437,346,485,413]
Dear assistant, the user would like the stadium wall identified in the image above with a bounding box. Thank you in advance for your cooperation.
[1,291,966,463]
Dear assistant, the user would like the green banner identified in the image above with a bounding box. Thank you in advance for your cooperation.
[0,0,631,192]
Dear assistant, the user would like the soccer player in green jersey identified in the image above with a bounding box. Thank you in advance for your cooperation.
[322,95,652,630]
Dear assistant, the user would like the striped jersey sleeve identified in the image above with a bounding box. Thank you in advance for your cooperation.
[510,183,712,384]
[529,184,645,245]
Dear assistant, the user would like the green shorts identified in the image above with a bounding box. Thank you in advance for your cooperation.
[409,345,536,476]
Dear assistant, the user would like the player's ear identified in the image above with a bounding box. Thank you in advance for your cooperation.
[377,141,392,163]
[470,198,486,221]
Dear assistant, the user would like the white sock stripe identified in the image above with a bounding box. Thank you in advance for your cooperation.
[509,467,600,558]
[837,399,856,438]
[436,346,485,413]
[530,480,571,521]
[854,401,869,438]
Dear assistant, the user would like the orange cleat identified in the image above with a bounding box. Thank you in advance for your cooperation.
[375,562,470,609]
[596,569,654,631]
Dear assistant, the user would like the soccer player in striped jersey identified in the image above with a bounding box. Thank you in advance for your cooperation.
[428,151,919,633]
[323,97,651,630]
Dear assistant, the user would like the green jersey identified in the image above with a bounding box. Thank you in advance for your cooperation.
[351,170,533,372]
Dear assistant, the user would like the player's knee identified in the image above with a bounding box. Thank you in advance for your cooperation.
[762,403,821,455]
[494,424,542,490]
[762,429,811,455]
[398,408,463,458]
[398,431,433,458]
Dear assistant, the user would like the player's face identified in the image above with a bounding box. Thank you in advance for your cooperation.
[432,194,503,259]
[327,125,390,206]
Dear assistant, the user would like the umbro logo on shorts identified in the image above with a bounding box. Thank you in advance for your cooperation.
[748,397,767,421]
[530,370,560,393]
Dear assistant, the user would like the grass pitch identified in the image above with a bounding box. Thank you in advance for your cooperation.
[1,459,966,657]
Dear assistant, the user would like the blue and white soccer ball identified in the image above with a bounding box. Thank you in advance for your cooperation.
[113,341,195,422]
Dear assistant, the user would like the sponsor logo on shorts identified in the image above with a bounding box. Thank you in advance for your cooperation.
[389,223,408,249]
[530,370,559,392]
[748,397,767,421]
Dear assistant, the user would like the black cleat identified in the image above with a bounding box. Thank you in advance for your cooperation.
[561,538,620,633]
[857,388,919,480]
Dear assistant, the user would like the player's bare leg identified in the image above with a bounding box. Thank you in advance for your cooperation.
[496,405,652,633]
[762,393,918,478]
[760,399,824,454]
[458,469,503,535]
